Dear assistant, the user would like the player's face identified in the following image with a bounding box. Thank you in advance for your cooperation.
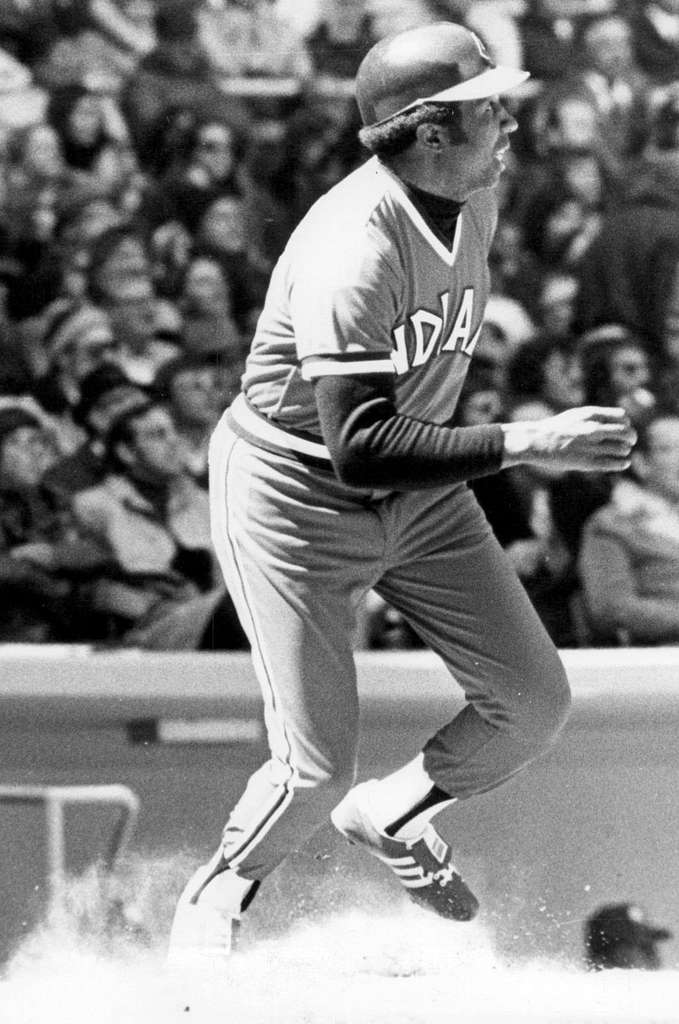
[441,96,518,198]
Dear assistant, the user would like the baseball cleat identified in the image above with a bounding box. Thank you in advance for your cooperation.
[166,854,257,970]
[331,781,479,921]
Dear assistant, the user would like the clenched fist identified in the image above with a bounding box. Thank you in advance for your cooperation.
[500,406,637,473]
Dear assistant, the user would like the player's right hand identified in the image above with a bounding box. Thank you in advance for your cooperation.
[500,406,637,473]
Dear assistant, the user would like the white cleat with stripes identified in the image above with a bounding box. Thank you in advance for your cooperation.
[331,781,479,921]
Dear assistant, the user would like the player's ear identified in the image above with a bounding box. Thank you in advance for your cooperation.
[415,122,445,151]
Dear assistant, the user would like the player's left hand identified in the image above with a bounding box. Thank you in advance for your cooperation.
[500,405,637,473]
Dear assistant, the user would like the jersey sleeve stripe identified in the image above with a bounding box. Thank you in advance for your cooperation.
[301,356,395,380]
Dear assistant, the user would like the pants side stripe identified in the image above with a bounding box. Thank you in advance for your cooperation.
[213,432,296,867]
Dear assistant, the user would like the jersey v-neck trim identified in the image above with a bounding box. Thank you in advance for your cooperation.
[373,157,462,266]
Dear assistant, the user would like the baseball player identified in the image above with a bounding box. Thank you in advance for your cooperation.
[168,22,635,966]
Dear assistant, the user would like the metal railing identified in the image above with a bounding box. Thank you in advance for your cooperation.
[0,784,140,912]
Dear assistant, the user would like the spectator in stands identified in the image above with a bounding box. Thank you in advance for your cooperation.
[518,0,617,82]
[4,121,67,196]
[304,0,378,79]
[281,101,362,224]
[627,0,679,86]
[150,220,194,301]
[654,237,679,377]
[194,193,270,329]
[534,271,580,339]
[197,0,313,80]
[425,1,525,70]
[121,1,240,159]
[575,16,651,153]
[177,252,245,362]
[584,902,673,970]
[578,324,658,429]
[33,299,120,452]
[579,409,679,645]
[72,399,247,649]
[452,360,506,428]
[95,274,180,387]
[37,0,156,95]
[573,88,679,360]
[143,116,244,234]
[0,1,59,69]
[154,354,224,489]
[470,397,607,647]
[87,230,180,386]
[46,83,130,195]
[488,216,543,322]
[41,183,124,305]
[3,181,61,306]
[506,333,585,411]
[87,223,151,296]
[44,361,148,498]
[522,181,601,280]
[0,405,108,641]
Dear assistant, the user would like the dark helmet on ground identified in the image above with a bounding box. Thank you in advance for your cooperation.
[585,903,672,969]
[355,22,529,129]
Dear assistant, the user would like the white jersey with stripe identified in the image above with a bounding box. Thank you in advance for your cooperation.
[241,156,498,434]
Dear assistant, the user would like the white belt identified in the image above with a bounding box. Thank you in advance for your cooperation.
[227,393,332,464]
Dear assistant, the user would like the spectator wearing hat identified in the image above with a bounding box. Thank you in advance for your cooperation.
[584,902,673,970]
[0,405,108,642]
[31,299,120,453]
[44,362,148,498]
[35,298,117,397]
[71,399,247,649]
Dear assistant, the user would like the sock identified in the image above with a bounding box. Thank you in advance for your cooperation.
[385,785,454,838]
[368,754,458,841]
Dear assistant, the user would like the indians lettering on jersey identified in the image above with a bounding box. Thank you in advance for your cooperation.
[391,287,480,376]
[242,157,498,432]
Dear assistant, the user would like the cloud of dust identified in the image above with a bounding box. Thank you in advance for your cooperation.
[1,850,677,1024]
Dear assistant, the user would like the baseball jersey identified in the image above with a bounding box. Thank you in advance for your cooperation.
[242,156,498,434]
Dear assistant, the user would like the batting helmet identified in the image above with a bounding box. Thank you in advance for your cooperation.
[356,23,529,129]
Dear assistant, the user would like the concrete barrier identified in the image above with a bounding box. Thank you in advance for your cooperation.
[0,645,677,968]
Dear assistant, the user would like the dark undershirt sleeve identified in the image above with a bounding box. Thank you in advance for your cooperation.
[314,373,505,490]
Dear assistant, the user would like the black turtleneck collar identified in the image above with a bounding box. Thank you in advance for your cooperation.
[403,182,465,249]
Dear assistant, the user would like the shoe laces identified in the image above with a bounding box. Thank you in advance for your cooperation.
[432,862,457,888]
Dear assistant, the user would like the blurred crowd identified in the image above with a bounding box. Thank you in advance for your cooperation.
[0,0,678,650]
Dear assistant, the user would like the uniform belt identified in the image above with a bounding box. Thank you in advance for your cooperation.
[225,393,333,469]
